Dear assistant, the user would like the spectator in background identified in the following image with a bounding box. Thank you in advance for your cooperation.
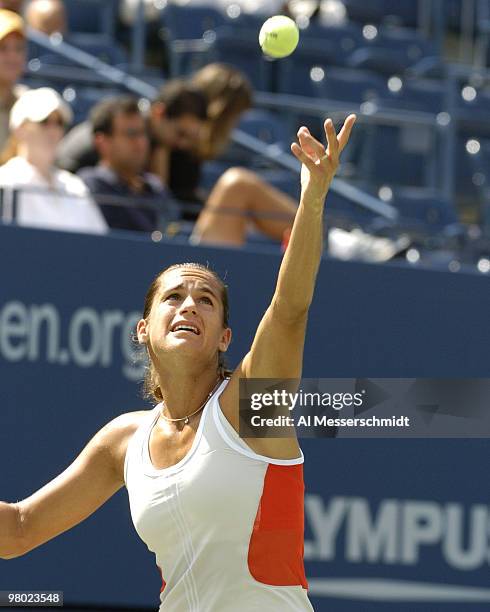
[146,79,208,185]
[0,8,27,153]
[58,74,297,246]
[0,87,107,234]
[56,79,208,184]
[78,96,180,233]
[25,0,67,35]
[168,63,254,206]
[287,0,347,25]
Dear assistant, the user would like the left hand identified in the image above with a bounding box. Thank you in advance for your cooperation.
[291,114,357,203]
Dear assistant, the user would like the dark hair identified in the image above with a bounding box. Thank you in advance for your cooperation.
[154,79,208,121]
[90,96,142,136]
[140,262,232,403]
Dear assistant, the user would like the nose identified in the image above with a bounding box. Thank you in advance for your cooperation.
[179,295,197,314]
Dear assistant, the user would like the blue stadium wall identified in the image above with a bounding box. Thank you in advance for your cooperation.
[0,225,489,611]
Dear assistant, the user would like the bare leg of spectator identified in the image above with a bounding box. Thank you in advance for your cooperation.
[191,167,297,246]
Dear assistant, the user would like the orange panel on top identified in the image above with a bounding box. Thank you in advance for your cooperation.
[247,463,308,588]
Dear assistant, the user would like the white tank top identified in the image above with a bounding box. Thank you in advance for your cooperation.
[124,377,314,611]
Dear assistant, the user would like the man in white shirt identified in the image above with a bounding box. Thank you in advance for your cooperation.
[0,87,108,234]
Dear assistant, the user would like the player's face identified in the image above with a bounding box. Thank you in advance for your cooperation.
[0,32,26,86]
[145,268,231,364]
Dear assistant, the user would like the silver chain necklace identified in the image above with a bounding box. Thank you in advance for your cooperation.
[159,376,223,425]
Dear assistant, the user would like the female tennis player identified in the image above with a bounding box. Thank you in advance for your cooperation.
[0,114,356,611]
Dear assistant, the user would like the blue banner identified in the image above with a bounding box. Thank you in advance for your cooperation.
[1,225,489,610]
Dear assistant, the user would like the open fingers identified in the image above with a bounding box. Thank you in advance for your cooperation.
[291,142,316,170]
[324,118,339,163]
[337,114,357,153]
[298,126,325,161]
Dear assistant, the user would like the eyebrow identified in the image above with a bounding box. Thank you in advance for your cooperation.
[163,283,218,299]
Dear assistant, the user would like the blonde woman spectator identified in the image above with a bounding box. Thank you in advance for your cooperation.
[0,9,27,152]
[0,87,107,234]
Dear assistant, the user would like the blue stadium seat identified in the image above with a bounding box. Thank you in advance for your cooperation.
[65,0,118,39]
[61,86,124,125]
[347,46,420,75]
[309,66,386,104]
[388,187,459,232]
[457,84,490,124]
[206,27,273,91]
[355,123,438,189]
[342,186,462,240]
[161,4,227,40]
[29,35,128,68]
[379,78,445,113]
[454,134,490,214]
[237,109,291,150]
[346,25,438,75]
[276,42,344,95]
[343,0,419,27]
[281,27,364,84]
[217,109,291,168]
[297,21,363,53]
[160,4,229,76]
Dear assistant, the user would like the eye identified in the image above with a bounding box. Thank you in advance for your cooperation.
[165,293,181,301]
[199,296,213,305]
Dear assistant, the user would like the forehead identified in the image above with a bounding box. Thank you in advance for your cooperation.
[113,111,144,128]
[0,32,25,47]
[160,268,221,293]
[172,113,203,129]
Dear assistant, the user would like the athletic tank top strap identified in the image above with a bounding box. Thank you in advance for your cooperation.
[210,378,304,465]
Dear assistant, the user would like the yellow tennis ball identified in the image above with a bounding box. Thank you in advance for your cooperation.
[259,15,299,59]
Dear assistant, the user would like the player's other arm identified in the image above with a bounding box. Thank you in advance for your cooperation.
[0,413,139,560]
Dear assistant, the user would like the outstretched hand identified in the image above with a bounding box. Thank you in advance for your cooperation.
[291,114,356,203]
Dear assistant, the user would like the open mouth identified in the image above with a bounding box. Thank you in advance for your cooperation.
[171,324,200,335]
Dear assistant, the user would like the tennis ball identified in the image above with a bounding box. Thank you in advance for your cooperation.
[259,15,299,59]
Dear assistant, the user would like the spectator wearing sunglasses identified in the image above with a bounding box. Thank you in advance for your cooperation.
[0,87,107,234]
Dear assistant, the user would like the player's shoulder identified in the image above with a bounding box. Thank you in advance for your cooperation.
[97,409,154,482]
[102,409,153,444]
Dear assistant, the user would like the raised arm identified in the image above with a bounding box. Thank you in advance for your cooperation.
[0,412,143,559]
[220,116,356,456]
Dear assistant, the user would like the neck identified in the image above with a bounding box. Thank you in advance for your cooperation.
[17,145,55,181]
[156,360,223,421]
[100,160,142,192]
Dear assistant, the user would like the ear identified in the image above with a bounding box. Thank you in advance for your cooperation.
[93,132,107,154]
[136,318,149,344]
[219,327,232,353]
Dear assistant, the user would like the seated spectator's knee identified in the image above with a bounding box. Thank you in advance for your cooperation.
[217,167,257,190]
